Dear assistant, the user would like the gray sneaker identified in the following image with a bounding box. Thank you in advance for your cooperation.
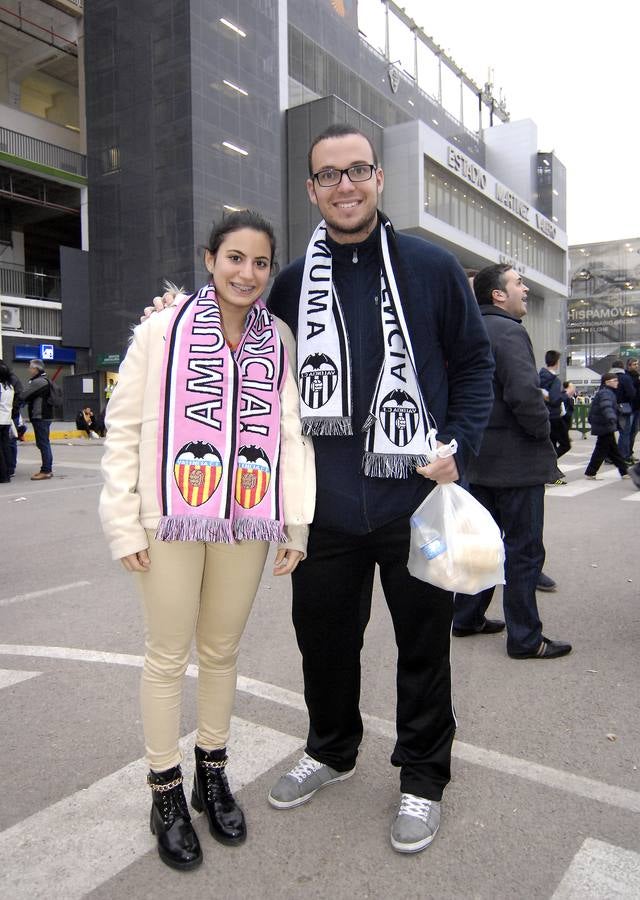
[268,754,355,809]
[390,793,441,853]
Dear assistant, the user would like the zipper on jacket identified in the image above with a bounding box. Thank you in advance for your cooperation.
[352,247,358,264]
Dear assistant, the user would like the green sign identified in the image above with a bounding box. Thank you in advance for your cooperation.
[97,353,121,369]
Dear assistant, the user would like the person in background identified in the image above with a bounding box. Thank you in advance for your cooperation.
[0,360,15,482]
[100,209,314,871]
[104,377,116,404]
[584,372,629,480]
[0,359,23,477]
[610,359,635,464]
[561,381,576,433]
[452,264,572,660]
[555,379,577,464]
[19,359,54,480]
[625,357,639,462]
[539,350,568,484]
[76,407,104,439]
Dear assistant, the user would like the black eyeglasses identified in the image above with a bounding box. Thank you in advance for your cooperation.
[312,164,377,188]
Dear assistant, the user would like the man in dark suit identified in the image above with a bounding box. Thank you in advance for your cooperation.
[452,264,572,660]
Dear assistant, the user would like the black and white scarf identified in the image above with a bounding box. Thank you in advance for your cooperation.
[297,214,431,478]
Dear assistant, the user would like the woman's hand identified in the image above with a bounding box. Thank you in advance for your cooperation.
[120,550,151,572]
[139,290,179,324]
[272,548,303,576]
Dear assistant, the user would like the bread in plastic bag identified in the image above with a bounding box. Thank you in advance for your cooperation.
[408,483,505,594]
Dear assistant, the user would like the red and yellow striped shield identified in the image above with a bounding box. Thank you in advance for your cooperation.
[235,446,271,509]
[174,443,222,507]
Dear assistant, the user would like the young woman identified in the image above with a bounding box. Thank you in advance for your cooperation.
[0,361,15,482]
[99,210,314,871]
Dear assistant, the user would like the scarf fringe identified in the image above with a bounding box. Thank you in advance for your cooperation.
[155,515,287,544]
[363,452,429,479]
[156,516,234,543]
[234,518,288,543]
[302,416,353,436]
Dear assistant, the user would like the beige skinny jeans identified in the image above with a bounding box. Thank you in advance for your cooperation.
[137,530,269,771]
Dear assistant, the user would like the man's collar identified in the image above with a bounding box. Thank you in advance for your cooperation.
[481,304,522,323]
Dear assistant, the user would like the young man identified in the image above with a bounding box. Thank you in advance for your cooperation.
[626,357,640,460]
[611,358,637,464]
[540,350,569,482]
[265,125,494,853]
[451,264,572,661]
[20,359,54,480]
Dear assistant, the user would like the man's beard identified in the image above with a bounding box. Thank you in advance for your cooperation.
[324,207,378,238]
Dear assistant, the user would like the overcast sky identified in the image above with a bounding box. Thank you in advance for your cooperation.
[363,0,637,246]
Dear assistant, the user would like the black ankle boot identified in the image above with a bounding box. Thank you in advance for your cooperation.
[148,766,203,870]
[191,746,246,845]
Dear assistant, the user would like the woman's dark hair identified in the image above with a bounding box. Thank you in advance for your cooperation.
[204,209,278,274]
[0,360,11,387]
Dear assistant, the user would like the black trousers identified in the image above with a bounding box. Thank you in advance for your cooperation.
[291,516,456,800]
[0,424,10,482]
[550,418,571,458]
[585,433,628,477]
[453,484,545,655]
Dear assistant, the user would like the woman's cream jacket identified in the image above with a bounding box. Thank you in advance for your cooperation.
[99,306,315,561]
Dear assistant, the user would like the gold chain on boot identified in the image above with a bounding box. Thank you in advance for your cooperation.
[147,774,183,792]
[200,758,227,770]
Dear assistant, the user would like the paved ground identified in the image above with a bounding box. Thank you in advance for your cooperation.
[0,434,639,899]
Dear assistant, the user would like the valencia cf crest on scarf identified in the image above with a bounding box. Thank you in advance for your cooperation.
[379,389,419,447]
[174,440,222,507]
[235,445,271,509]
[300,353,338,410]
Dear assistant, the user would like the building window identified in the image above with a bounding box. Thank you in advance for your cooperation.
[101,146,120,175]
[424,159,564,282]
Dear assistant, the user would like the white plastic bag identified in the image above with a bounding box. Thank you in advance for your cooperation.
[407,430,504,593]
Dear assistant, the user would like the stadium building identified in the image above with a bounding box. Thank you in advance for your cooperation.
[1,0,569,408]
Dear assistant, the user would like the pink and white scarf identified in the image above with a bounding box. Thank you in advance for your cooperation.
[156,284,288,543]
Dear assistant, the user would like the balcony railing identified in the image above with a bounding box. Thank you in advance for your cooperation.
[0,263,61,301]
[0,126,86,178]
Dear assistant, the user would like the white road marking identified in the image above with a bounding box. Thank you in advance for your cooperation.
[0,719,302,900]
[450,742,640,814]
[552,838,640,898]
[1,644,640,816]
[0,582,91,608]
[1,482,103,499]
[622,491,640,501]
[546,468,623,497]
[0,669,40,689]
[40,461,103,471]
